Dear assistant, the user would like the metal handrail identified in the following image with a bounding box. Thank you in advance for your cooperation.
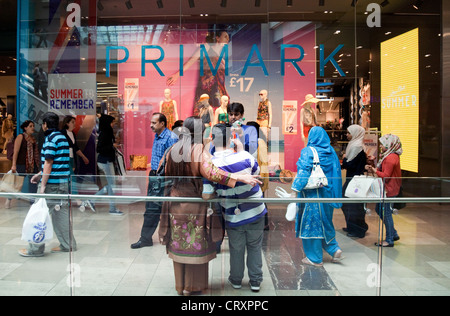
[1,192,450,204]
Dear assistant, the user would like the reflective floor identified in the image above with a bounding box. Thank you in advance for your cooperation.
[1,196,450,296]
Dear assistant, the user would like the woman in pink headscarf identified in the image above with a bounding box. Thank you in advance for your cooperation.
[366,134,402,247]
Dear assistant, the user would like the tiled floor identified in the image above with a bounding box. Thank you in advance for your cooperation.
[1,196,450,296]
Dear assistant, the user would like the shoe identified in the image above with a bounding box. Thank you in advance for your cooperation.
[331,249,344,263]
[249,280,261,292]
[374,241,394,247]
[228,277,242,289]
[109,209,123,216]
[51,246,70,253]
[394,236,400,241]
[302,257,323,267]
[81,200,96,213]
[18,249,44,257]
[347,232,364,238]
[5,199,11,209]
[130,240,153,249]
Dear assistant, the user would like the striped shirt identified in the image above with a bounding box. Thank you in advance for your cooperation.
[41,130,71,184]
[203,149,267,227]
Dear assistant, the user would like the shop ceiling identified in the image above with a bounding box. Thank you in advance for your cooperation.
[96,0,438,25]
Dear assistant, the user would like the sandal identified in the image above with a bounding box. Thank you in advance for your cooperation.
[302,257,323,267]
[374,241,394,247]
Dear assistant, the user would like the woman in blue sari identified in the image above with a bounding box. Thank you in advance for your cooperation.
[291,126,343,266]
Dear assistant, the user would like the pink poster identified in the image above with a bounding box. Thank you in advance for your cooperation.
[283,25,317,172]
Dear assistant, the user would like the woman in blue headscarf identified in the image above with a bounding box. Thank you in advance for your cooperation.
[291,126,343,266]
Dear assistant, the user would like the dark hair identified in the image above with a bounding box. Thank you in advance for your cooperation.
[246,121,266,142]
[212,123,232,148]
[42,112,59,130]
[172,120,184,130]
[20,120,34,131]
[153,112,167,128]
[62,115,75,130]
[227,102,244,115]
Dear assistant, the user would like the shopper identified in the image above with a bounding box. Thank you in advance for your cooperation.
[341,124,369,238]
[60,116,90,206]
[203,123,267,292]
[227,102,258,155]
[93,114,122,215]
[131,113,178,249]
[366,134,402,247]
[291,126,343,266]
[6,120,40,209]
[159,117,262,296]
[19,112,76,257]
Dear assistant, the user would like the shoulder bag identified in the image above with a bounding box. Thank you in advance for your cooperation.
[303,147,328,190]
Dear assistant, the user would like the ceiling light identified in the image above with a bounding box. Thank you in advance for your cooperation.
[125,0,133,9]
[380,0,389,7]
[97,0,104,11]
[287,0,293,7]
[319,0,325,6]
[189,0,195,8]
[220,0,227,8]
[413,0,423,10]
[157,0,163,9]
[255,0,261,7]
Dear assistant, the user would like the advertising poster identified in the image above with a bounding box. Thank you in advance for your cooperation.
[48,73,96,116]
[282,100,298,135]
[124,78,139,112]
[381,28,419,173]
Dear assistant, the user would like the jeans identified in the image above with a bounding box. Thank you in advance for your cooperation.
[375,199,399,245]
[96,162,117,212]
[226,216,265,284]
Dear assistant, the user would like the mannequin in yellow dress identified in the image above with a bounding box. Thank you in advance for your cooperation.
[213,95,229,126]
[159,88,179,130]
[256,90,272,140]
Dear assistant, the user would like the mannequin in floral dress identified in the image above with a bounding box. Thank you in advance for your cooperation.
[159,88,179,130]
[256,90,272,140]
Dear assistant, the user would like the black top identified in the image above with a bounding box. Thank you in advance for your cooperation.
[97,115,115,163]
[341,150,367,179]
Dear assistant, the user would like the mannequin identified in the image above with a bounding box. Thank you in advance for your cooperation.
[2,114,14,154]
[198,94,214,139]
[256,90,272,140]
[159,88,179,130]
[214,95,229,126]
[360,107,371,131]
[300,94,319,145]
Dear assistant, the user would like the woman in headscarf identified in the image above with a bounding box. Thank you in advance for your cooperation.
[341,124,368,238]
[366,134,402,247]
[291,126,343,266]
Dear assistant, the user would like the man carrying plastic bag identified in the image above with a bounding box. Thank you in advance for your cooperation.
[19,112,77,257]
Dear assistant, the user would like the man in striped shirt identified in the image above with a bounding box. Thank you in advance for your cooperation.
[19,112,76,257]
[203,123,267,292]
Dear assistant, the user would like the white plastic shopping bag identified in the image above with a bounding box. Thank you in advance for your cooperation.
[344,175,384,198]
[21,198,53,244]
[275,187,298,221]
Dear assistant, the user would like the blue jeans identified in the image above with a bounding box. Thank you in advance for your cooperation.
[376,200,399,245]
[96,162,117,212]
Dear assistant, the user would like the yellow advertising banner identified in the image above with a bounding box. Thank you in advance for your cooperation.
[381,28,419,173]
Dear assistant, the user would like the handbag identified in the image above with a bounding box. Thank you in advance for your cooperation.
[0,170,25,193]
[114,148,126,176]
[303,147,328,190]
[393,186,406,210]
[344,175,384,198]
[21,198,53,244]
